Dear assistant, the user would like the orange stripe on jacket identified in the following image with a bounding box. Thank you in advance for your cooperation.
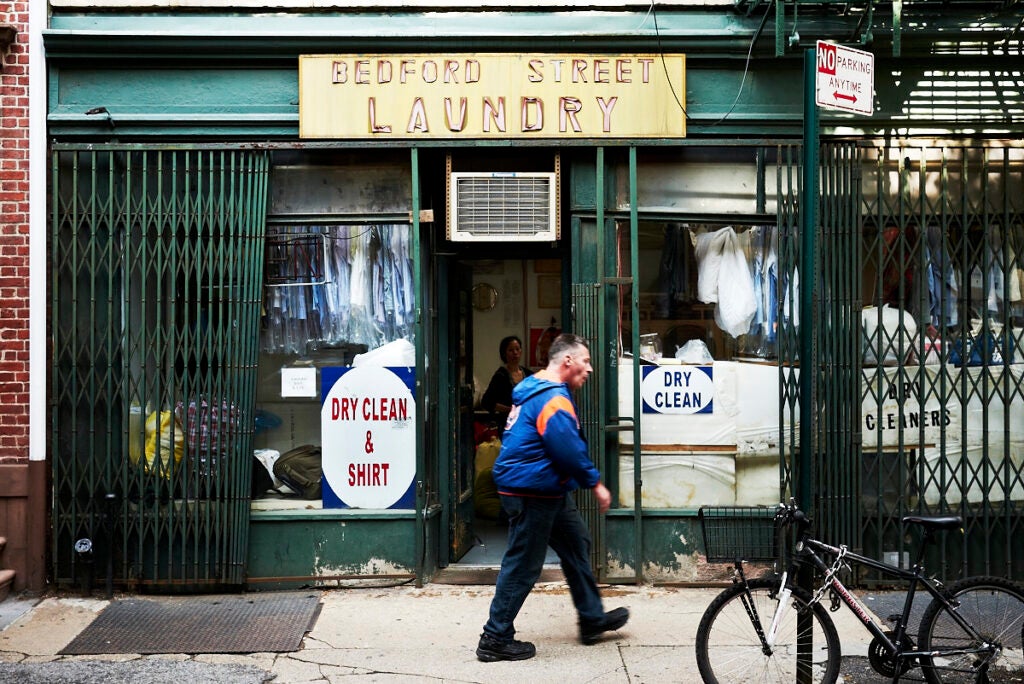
[536,395,577,435]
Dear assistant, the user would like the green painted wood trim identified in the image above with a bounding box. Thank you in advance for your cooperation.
[47,48,1024,140]
[606,509,703,517]
[411,146,426,586]
[45,7,1024,59]
[604,513,707,582]
[44,10,772,58]
[247,515,418,581]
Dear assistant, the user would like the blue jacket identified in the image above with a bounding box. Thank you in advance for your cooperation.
[491,375,601,496]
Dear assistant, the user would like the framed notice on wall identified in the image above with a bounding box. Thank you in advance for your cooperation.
[537,274,561,308]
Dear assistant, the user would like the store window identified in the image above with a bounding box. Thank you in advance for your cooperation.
[616,221,786,509]
[252,153,416,508]
[612,148,791,510]
[858,143,1024,519]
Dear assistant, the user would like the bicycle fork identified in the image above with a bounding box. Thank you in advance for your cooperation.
[736,570,791,656]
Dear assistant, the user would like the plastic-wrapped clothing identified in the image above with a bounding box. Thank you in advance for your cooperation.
[694,227,757,338]
[748,226,768,335]
[657,223,690,317]
[764,244,778,343]
[348,227,380,345]
[862,304,917,365]
[262,224,414,352]
[924,226,959,328]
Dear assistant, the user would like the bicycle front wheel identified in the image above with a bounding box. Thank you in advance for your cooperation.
[695,577,841,684]
[919,575,1024,684]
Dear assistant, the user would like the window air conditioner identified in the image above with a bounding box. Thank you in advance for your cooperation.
[447,171,559,242]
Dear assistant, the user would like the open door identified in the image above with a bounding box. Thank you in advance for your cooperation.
[435,250,571,580]
[449,261,476,561]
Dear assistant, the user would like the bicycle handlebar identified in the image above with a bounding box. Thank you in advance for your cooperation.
[775,500,810,532]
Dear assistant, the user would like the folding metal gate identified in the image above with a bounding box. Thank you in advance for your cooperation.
[50,146,270,590]
[573,280,603,573]
[857,142,1024,581]
[778,140,1023,582]
[777,142,865,559]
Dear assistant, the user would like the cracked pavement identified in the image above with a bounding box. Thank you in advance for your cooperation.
[1,583,889,682]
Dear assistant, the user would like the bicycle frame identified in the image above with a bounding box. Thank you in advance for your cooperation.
[784,535,997,667]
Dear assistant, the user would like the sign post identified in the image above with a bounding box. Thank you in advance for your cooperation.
[800,42,875,681]
[801,40,876,514]
[815,40,875,115]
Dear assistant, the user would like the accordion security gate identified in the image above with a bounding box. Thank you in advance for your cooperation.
[856,142,1024,581]
[778,140,1024,583]
[51,146,269,589]
[778,142,864,564]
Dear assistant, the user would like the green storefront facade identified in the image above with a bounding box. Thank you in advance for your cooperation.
[44,2,1024,592]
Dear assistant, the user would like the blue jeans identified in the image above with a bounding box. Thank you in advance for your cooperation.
[482,492,605,641]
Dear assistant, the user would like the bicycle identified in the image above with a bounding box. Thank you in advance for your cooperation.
[695,501,1024,683]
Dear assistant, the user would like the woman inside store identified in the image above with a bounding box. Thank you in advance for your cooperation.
[480,335,533,425]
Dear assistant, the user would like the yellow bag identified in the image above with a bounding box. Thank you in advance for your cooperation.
[142,410,184,478]
[474,437,501,476]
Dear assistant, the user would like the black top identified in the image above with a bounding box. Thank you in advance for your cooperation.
[481,365,533,416]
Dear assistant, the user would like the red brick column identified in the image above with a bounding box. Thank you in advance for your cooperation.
[0,3,34,593]
[0,3,30,466]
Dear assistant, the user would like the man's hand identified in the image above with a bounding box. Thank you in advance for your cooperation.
[593,482,611,513]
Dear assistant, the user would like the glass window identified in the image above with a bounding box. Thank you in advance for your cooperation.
[615,219,782,509]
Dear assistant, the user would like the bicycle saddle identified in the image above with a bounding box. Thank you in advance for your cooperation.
[901,515,962,531]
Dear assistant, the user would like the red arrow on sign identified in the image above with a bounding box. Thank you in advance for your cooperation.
[833,91,858,103]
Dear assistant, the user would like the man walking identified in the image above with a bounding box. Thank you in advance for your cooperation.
[476,333,629,662]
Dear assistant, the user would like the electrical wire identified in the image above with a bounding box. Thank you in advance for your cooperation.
[651,1,691,121]
[650,0,775,126]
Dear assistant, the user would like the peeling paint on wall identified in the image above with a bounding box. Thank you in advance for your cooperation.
[605,557,636,577]
[312,557,412,578]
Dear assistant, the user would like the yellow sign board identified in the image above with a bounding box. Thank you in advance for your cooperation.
[299,53,686,139]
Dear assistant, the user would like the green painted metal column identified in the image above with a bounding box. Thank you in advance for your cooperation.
[797,52,821,684]
[800,49,819,514]
[628,147,643,585]
[411,146,426,587]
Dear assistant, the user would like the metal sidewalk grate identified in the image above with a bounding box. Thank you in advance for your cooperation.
[59,592,321,655]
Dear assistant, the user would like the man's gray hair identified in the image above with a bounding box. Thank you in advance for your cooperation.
[547,333,589,365]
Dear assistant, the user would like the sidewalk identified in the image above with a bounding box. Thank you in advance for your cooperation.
[0,582,876,683]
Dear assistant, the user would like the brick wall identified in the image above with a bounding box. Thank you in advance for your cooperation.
[0,4,30,465]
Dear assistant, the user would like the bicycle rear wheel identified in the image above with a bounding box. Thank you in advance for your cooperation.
[695,577,841,684]
[919,575,1024,684]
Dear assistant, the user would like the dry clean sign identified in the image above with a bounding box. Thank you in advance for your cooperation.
[640,365,714,414]
[321,366,416,509]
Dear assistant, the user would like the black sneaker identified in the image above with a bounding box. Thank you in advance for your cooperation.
[476,633,537,662]
[579,607,630,645]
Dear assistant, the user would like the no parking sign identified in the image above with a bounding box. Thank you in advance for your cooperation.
[321,366,416,509]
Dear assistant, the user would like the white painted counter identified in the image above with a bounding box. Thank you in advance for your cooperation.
[616,358,788,507]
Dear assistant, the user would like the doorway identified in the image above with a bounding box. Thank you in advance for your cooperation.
[441,253,565,573]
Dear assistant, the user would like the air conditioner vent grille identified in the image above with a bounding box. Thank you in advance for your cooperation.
[449,172,558,241]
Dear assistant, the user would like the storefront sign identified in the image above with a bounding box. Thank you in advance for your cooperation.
[641,365,714,415]
[321,366,416,509]
[299,53,686,139]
